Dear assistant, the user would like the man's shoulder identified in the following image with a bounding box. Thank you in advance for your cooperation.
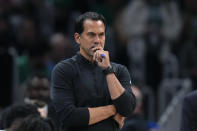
[57,55,77,67]
[110,62,130,77]
[53,55,77,72]
[111,62,128,71]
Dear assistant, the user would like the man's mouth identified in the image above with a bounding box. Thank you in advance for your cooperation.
[93,48,100,53]
[90,46,100,52]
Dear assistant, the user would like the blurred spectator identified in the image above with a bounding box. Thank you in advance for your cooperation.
[17,42,51,84]
[121,86,148,131]
[14,114,57,131]
[176,0,197,89]
[22,73,59,128]
[10,0,54,55]
[15,18,39,55]
[91,0,129,26]
[52,0,73,33]
[25,73,50,102]
[118,0,182,90]
[121,0,182,41]
[24,73,50,117]
[21,0,54,40]
[0,104,40,131]
[48,33,74,73]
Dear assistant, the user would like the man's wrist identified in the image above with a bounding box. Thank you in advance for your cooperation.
[103,66,114,75]
[108,105,116,116]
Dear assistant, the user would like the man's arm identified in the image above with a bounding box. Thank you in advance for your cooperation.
[106,73,125,100]
[88,105,116,125]
[105,66,136,117]
[94,49,136,117]
[51,62,116,127]
[93,49,125,100]
[113,113,125,128]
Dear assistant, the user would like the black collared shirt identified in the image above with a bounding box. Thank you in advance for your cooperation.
[51,52,136,131]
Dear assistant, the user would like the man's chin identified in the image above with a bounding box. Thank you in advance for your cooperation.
[86,51,93,58]
[88,50,95,56]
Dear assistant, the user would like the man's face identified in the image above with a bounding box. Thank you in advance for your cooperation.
[75,19,106,59]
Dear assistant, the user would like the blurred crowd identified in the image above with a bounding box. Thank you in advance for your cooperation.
[0,0,197,130]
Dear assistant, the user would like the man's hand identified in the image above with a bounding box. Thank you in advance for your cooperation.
[113,113,125,128]
[88,105,116,125]
[92,47,110,69]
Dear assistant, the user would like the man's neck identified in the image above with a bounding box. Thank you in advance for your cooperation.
[80,50,94,63]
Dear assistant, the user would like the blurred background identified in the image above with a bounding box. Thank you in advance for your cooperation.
[0,0,197,130]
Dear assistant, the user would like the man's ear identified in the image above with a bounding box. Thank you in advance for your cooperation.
[74,33,80,45]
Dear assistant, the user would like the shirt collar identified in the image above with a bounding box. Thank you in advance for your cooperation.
[76,52,97,67]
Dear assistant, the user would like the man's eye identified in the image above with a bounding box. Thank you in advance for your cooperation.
[90,34,94,37]
[99,34,105,37]
[88,33,95,37]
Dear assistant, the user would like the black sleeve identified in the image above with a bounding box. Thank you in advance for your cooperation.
[51,62,89,127]
[112,65,136,117]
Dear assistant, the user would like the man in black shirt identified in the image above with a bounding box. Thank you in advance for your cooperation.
[51,12,136,131]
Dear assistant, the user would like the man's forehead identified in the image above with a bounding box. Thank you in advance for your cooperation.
[83,19,104,27]
[83,19,105,33]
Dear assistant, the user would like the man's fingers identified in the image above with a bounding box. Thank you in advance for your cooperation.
[91,46,103,53]
[96,52,102,62]
[113,113,125,128]
[93,49,104,62]
[92,47,103,62]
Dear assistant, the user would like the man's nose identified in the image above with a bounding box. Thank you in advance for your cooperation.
[94,35,101,43]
